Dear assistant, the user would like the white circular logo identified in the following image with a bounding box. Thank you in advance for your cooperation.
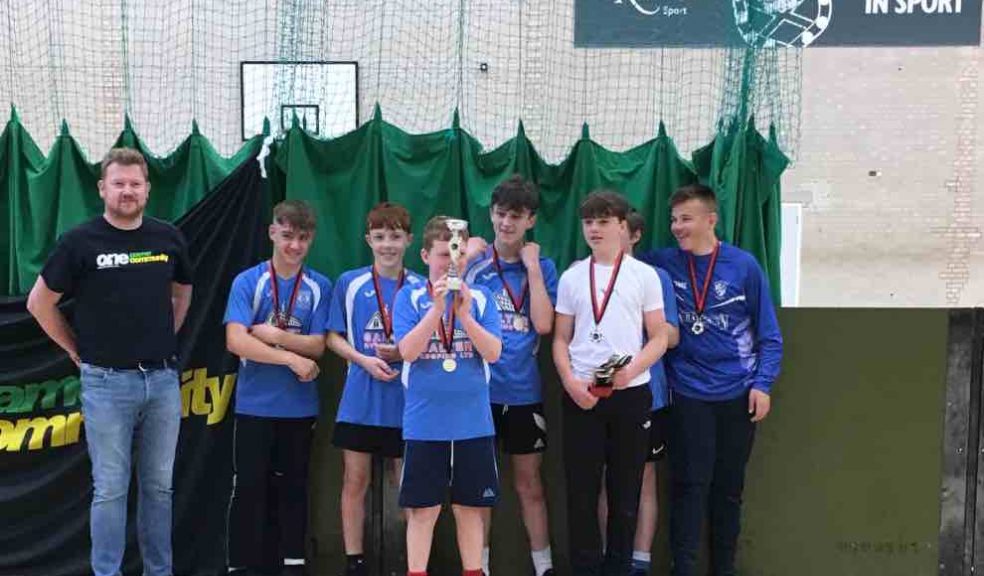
[732,0,833,47]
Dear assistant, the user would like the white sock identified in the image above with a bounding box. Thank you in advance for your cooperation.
[632,550,651,563]
[482,546,491,575]
[531,546,553,576]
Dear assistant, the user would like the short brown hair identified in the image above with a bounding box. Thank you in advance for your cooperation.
[273,200,317,232]
[580,190,629,220]
[366,202,411,234]
[670,184,718,212]
[101,148,148,180]
[422,215,469,251]
[491,175,539,214]
[626,209,645,237]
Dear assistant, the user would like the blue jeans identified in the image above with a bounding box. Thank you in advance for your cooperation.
[80,363,182,576]
[669,392,756,576]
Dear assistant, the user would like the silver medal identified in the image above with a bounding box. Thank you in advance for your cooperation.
[691,318,705,335]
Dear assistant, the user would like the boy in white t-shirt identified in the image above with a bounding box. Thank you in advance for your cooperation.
[552,190,669,576]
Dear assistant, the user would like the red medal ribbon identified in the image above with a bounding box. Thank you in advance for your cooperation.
[428,281,456,353]
[492,245,528,314]
[589,251,625,327]
[686,242,721,318]
[372,266,405,340]
[268,260,304,330]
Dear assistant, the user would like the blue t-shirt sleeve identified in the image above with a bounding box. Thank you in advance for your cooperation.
[309,276,333,334]
[392,287,417,343]
[644,249,667,270]
[745,257,783,393]
[327,274,348,334]
[223,273,254,326]
[542,258,559,306]
[477,287,502,340]
[657,268,679,327]
[636,249,654,267]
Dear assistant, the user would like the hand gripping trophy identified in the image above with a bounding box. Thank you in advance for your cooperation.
[445,218,469,291]
[590,353,633,398]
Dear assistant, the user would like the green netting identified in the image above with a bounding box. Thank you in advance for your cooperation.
[0,106,785,302]
[0,1,801,162]
[0,0,798,301]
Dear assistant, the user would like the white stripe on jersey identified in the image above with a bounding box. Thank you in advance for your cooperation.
[464,257,494,284]
[251,270,271,321]
[343,271,373,347]
[301,272,323,313]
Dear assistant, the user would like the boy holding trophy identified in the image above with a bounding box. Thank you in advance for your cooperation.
[392,216,503,576]
[552,191,668,576]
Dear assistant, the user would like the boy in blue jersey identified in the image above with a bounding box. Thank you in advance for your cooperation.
[648,184,783,576]
[392,216,503,576]
[553,191,669,576]
[597,209,681,575]
[223,200,332,576]
[327,202,426,576]
[622,210,680,575]
[464,176,558,576]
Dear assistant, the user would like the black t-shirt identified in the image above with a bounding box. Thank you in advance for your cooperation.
[41,216,193,367]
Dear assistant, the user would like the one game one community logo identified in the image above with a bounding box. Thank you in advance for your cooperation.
[96,251,170,269]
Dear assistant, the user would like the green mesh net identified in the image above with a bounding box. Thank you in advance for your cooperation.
[0,0,801,161]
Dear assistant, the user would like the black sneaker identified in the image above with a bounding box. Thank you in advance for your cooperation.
[344,557,369,576]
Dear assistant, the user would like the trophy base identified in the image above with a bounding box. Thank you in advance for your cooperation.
[589,385,613,399]
[447,276,462,291]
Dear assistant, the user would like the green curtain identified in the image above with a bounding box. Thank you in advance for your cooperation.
[0,107,45,294]
[693,117,787,301]
[278,108,708,281]
[0,108,266,296]
[2,105,786,298]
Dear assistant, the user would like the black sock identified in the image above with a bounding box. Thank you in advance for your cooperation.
[346,554,367,574]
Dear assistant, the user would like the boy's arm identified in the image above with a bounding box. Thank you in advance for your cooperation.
[327,332,398,381]
[465,237,488,264]
[250,325,326,359]
[615,309,668,389]
[746,258,783,422]
[614,267,669,388]
[552,312,597,410]
[522,247,555,335]
[226,323,319,381]
[456,283,502,363]
[250,275,332,360]
[659,269,681,349]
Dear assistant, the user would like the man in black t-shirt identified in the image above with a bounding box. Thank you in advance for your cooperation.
[27,148,193,576]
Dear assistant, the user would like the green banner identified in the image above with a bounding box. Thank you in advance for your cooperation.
[575,0,983,47]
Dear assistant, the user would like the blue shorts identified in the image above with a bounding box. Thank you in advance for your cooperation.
[399,436,499,508]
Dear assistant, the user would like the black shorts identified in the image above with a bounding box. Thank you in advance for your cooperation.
[646,408,669,462]
[491,403,548,455]
[332,421,404,459]
[399,436,499,508]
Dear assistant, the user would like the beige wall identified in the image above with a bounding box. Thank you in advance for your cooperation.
[786,46,983,307]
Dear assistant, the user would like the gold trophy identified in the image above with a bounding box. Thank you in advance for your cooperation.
[445,218,468,291]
